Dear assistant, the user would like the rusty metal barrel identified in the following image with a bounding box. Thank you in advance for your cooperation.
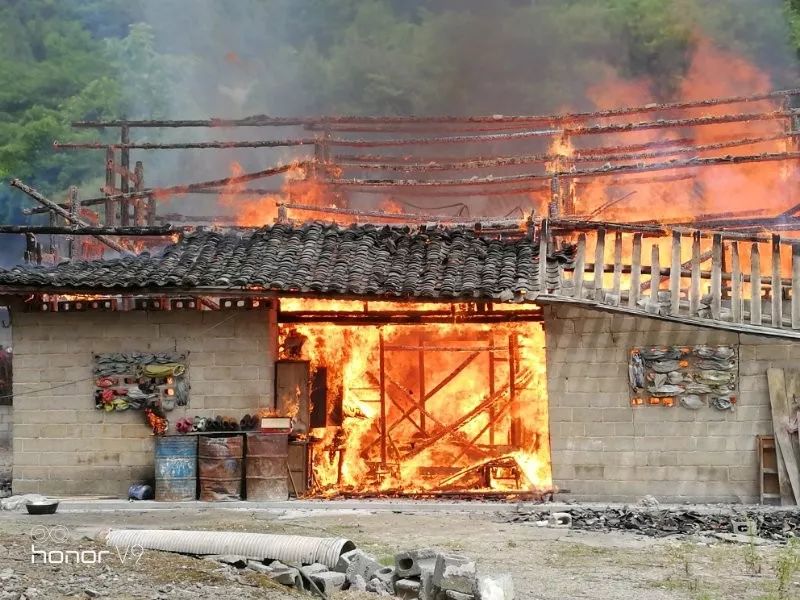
[199,435,243,501]
[245,433,289,501]
[155,436,197,501]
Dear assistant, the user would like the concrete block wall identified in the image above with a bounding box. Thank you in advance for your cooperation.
[11,308,276,497]
[544,304,795,503]
[0,405,11,477]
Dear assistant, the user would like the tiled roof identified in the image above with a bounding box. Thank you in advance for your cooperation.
[0,223,574,300]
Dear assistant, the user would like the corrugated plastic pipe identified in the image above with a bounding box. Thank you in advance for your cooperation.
[103,529,355,569]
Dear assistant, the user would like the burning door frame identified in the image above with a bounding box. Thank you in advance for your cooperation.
[276,305,551,498]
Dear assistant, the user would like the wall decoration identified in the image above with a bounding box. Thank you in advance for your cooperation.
[628,345,738,410]
[93,352,189,413]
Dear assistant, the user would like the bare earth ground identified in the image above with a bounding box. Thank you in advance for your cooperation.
[0,501,798,600]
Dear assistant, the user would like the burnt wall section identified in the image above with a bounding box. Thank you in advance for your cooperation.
[544,304,795,503]
[11,308,275,497]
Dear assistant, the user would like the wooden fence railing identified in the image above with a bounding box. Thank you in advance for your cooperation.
[537,219,800,338]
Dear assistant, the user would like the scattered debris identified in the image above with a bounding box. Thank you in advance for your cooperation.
[503,506,800,540]
[200,540,514,599]
[0,494,48,511]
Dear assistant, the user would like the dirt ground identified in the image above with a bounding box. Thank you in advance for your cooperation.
[0,502,798,600]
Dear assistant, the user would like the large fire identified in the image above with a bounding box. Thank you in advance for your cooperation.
[277,301,550,497]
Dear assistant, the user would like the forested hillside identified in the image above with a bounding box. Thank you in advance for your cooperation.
[0,0,798,225]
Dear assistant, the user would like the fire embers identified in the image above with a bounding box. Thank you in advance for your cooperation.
[280,315,552,497]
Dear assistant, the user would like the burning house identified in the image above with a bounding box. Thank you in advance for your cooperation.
[2,83,800,505]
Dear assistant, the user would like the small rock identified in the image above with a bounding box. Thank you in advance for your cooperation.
[84,589,101,598]
[301,563,328,575]
[0,568,14,581]
[349,574,368,591]
[445,592,475,600]
[270,566,301,587]
[344,549,381,584]
[309,571,346,593]
[367,577,392,596]
[246,560,273,574]
[478,574,515,600]
[638,495,659,508]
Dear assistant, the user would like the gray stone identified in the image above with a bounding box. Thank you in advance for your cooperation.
[433,554,478,595]
[0,569,14,581]
[395,548,438,578]
[246,560,273,574]
[372,566,396,593]
[367,577,392,596]
[478,574,515,600]
[334,548,360,573]
[206,554,247,568]
[270,566,301,587]
[309,571,345,593]
[445,592,475,600]
[349,574,368,591]
[344,549,381,583]
[302,563,328,575]
[419,568,436,600]
[395,578,421,600]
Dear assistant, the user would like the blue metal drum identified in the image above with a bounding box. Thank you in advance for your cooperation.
[155,436,197,501]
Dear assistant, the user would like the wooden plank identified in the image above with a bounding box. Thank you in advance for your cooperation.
[767,368,800,505]
[670,230,681,315]
[647,243,660,313]
[751,243,762,325]
[784,371,800,486]
[731,241,742,323]
[690,231,701,315]
[573,233,586,299]
[538,218,549,293]
[772,234,783,328]
[793,243,800,329]
[611,231,622,305]
[628,233,642,308]
[593,228,606,301]
[104,147,116,226]
[711,233,722,320]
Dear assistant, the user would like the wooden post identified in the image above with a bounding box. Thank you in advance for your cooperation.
[508,333,518,448]
[133,161,144,226]
[751,243,762,325]
[731,241,742,323]
[670,230,681,315]
[120,125,130,227]
[488,332,495,447]
[647,243,660,312]
[417,333,426,434]
[711,233,722,320]
[593,228,606,301]
[379,330,387,466]
[67,186,78,260]
[611,231,622,305]
[629,233,642,308]
[538,219,549,293]
[690,231,701,316]
[772,234,783,328]
[792,243,800,329]
[573,233,586,300]
[105,147,116,226]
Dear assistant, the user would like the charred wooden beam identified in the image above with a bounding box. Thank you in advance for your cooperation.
[335,132,800,173]
[70,87,800,128]
[276,311,543,324]
[329,150,800,188]
[55,140,316,149]
[9,180,131,254]
[0,225,175,236]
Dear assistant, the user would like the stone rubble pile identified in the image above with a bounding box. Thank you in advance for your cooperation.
[208,547,514,599]
[502,506,800,540]
[0,478,10,499]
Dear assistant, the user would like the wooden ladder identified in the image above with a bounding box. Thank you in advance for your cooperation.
[758,435,782,505]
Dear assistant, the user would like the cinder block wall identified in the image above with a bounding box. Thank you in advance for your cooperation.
[544,304,795,503]
[0,405,11,478]
[11,309,275,497]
